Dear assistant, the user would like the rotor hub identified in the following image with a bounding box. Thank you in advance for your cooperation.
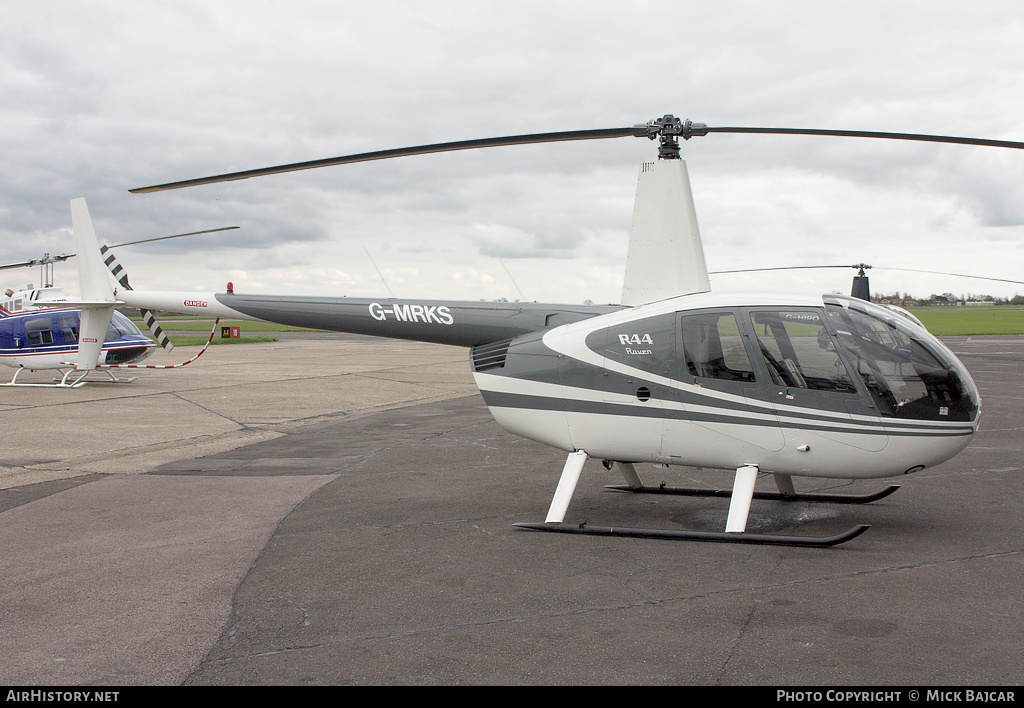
[632,115,709,159]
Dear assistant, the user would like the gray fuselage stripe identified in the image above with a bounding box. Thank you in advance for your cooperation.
[478,389,974,438]
[485,364,973,434]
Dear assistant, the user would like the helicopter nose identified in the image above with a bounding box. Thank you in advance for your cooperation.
[104,344,156,366]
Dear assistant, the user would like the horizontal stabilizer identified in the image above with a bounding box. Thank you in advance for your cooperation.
[68,300,127,309]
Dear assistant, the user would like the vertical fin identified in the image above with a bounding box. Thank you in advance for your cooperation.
[76,306,115,371]
[774,473,797,497]
[71,198,116,370]
[71,199,115,303]
[621,159,710,306]
[615,461,643,489]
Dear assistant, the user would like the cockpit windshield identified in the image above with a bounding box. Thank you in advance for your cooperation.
[823,296,979,422]
[105,311,144,340]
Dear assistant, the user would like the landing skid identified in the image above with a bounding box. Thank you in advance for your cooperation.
[520,455,886,547]
[1,367,137,389]
[56,369,138,385]
[514,522,871,548]
[603,483,901,504]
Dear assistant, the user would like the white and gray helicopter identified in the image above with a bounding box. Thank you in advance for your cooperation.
[69,115,1024,546]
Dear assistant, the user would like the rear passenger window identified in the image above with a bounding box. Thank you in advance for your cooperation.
[679,312,755,382]
[25,318,54,346]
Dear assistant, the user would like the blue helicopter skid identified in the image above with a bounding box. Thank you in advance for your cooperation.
[0,367,137,388]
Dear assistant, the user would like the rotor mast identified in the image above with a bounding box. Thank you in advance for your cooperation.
[851,263,872,301]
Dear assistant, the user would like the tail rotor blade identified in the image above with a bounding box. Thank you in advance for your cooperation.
[140,308,174,352]
[99,243,174,351]
[100,243,132,290]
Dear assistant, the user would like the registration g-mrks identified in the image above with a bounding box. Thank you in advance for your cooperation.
[368,302,454,325]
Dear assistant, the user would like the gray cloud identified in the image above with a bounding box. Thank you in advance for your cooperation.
[2,1,1023,303]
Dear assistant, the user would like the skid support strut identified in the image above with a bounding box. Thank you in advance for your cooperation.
[516,458,874,547]
[545,450,589,523]
[725,465,759,533]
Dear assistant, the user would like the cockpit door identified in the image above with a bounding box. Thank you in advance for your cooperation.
[744,308,888,453]
[663,309,785,461]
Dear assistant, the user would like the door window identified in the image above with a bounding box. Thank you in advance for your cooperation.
[678,311,755,382]
[24,318,54,346]
[748,310,856,393]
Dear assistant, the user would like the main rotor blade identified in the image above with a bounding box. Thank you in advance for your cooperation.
[704,126,1024,150]
[711,264,1024,286]
[0,227,240,273]
[0,254,74,271]
[871,266,1024,286]
[129,127,638,193]
[129,115,1024,194]
[710,264,859,275]
[106,225,240,248]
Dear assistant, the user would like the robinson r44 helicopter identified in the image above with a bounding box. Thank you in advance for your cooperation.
[0,221,237,387]
[68,115,1023,546]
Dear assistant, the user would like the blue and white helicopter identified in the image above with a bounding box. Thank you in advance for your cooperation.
[0,284,157,387]
[0,218,236,388]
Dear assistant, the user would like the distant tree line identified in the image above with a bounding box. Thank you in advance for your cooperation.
[872,291,1024,307]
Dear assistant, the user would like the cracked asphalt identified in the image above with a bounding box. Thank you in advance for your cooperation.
[1,333,1021,685]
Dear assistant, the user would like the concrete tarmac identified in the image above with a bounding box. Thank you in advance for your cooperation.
[0,333,1021,686]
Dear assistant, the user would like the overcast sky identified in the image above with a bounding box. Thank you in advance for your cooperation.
[3,1,1023,305]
